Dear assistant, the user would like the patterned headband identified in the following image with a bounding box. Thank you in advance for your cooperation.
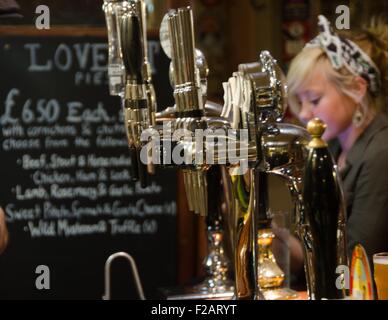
[306,15,381,96]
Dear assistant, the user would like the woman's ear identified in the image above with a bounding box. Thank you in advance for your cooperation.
[352,76,368,103]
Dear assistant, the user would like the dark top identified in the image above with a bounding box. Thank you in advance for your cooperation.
[331,114,388,265]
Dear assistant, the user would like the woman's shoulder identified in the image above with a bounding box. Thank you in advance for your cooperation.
[365,114,388,149]
[354,114,388,170]
[363,117,388,165]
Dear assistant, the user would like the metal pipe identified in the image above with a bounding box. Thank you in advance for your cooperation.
[178,8,196,85]
[102,252,145,300]
[168,12,183,86]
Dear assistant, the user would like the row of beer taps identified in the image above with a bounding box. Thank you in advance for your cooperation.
[103,0,349,300]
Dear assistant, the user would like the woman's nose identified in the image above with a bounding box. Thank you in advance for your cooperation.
[298,103,313,125]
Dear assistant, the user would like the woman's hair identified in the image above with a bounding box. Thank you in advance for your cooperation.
[287,16,388,118]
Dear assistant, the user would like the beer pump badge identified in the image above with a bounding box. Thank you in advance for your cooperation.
[350,244,374,300]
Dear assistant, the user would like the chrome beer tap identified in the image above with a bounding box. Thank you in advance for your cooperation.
[165,8,206,217]
[103,2,237,300]
[104,0,156,184]
[218,51,307,299]
[119,2,150,187]
[133,0,157,175]
[154,7,234,297]
[103,0,126,96]
[221,51,348,300]
[104,3,349,300]
[138,0,157,127]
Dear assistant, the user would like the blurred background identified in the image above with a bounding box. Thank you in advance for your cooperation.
[2,0,387,101]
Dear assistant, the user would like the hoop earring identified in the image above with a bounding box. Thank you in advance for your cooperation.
[352,107,364,127]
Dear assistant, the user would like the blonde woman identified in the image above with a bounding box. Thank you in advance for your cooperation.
[287,16,388,265]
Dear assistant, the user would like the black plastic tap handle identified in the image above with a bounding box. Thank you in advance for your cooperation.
[129,145,140,181]
[136,147,148,188]
[120,13,144,84]
[303,146,346,300]
[206,166,222,231]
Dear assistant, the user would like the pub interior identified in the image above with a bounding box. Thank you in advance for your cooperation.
[0,0,387,301]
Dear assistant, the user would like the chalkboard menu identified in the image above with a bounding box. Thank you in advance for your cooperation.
[0,29,177,299]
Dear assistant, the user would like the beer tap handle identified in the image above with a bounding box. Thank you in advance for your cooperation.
[120,10,149,187]
[139,0,148,68]
[183,170,195,212]
[303,118,348,300]
[121,13,144,84]
[129,145,139,181]
[205,166,222,231]
[168,11,183,86]
[136,149,148,188]
[138,0,157,130]
[102,0,125,96]
[167,8,203,113]
[178,7,196,85]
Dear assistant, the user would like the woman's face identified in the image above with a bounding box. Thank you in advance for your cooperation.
[296,67,357,141]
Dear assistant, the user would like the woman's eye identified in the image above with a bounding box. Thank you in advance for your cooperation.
[311,98,321,106]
